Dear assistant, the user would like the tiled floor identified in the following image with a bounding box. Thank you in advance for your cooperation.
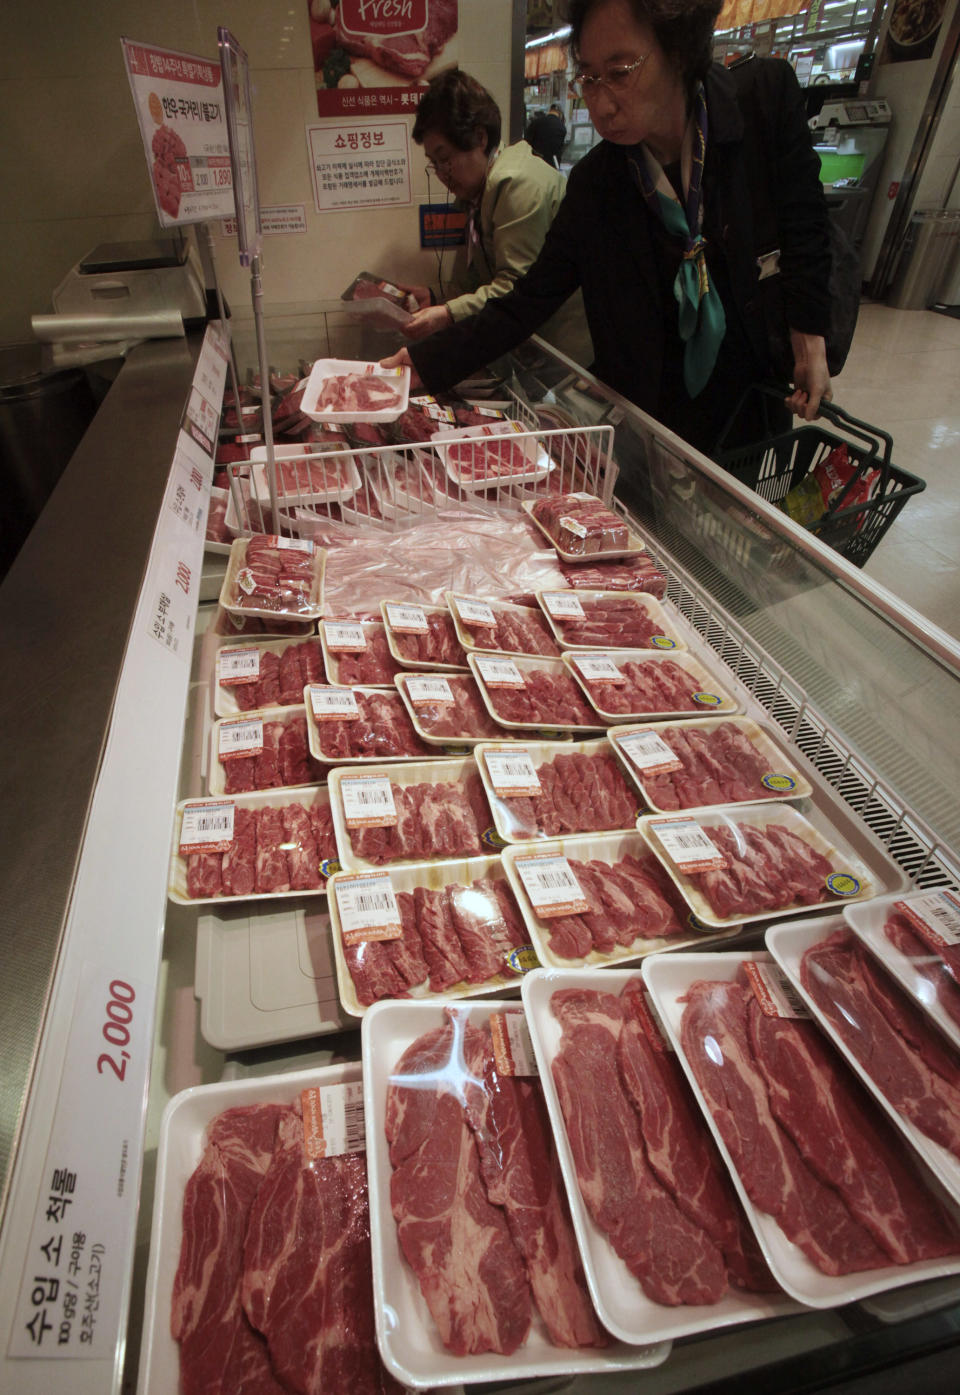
[835,301,960,641]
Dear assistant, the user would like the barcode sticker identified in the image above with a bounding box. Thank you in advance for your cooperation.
[218,717,264,759]
[324,620,368,652]
[572,654,626,684]
[405,676,454,705]
[559,515,589,539]
[475,656,525,689]
[335,872,403,944]
[896,891,960,952]
[217,646,261,687]
[415,399,457,424]
[515,854,590,918]
[269,534,315,554]
[310,685,360,720]
[490,1010,539,1076]
[385,602,429,634]
[300,1081,366,1160]
[541,591,585,620]
[616,728,683,774]
[179,801,236,854]
[454,595,497,627]
[742,961,810,1019]
[484,746,542,797]
[650,818,727,873]
[340,775,398,829]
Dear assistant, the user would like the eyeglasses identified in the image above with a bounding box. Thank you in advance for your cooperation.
[571,54,647,101]
[425,154,455,177]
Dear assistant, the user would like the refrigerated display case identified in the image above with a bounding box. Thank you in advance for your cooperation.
[2,311,960,1394]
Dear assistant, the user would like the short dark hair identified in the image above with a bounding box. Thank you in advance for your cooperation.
[567,0,723,89]
[412,69,502,154]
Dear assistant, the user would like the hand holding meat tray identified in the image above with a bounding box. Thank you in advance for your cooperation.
[643,948,960,1308]
[361,999,671,1385]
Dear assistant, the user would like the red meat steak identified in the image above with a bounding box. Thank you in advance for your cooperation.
[885,910,960,1029]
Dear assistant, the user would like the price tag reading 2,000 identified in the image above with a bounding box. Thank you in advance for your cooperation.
[96,980,137,1083]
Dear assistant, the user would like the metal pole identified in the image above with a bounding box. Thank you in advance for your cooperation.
[250,250,279,535]
[200,221,243,420]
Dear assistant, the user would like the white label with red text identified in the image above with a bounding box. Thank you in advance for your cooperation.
[515,854,590,918]
[335,872,402,944]
[897,891,960,951]
[475,656,524,689]
[541,591,585,619]
[217,647,261,686]
[484,747,542,797]
[650,818,727,874]
[340,776,398,829]
[384,602,428,634]
[454,596,497,627]
[324,621,368,652]
[301,1082,366,1160]
[743,961,810,1018]
[572,654,626,684]
[218,717,263,759]
[559,515,589,539]
[404,676,455,705]
[615,729,683,774]
[178,801,236,855]
[310,685,360,720]
[490,1010,539,1076]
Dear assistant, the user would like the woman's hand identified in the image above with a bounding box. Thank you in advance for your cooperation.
[394,282,432,310]
[379,348,423,392]
[402,304,454,340]
[786,330,832,419]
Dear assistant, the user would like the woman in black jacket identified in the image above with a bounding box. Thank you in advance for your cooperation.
[384,0,833,454]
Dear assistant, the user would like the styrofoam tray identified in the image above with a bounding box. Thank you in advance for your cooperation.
[208,705,318,797]
[844,891,960,1054]
[213,635,326,718]
[328,757,496,872]
[474,737,644,845]
[380,450,441,516]
[195,899,349,1050]
[137,1062,363,1395]
[304,683,436,765]
[211,604,315,640]
[320,619,401,689]
[500,831,740,970]
[536,587,686,653]
[327,856,535,1017]
[218,535,326,622]
[250,443,362,506]
[562,649,740,723]
[169,785,335,905]
[380,601,469,672]
[361,998,671,1384]
[467,652,607,737]
[766,918,960,1212]
[204,486,233,556]
[300,357,410,423]
[394,671,513,748]
[639,801,884,929]
[608,716,813,813]
[432,422,554,492]
[339,471,389,529]
[522,496,649,562]
[447,592,562,659]
[522,966,799,1339]
[642,948,960,1308]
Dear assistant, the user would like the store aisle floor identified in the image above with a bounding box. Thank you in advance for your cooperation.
[835,301,960,641]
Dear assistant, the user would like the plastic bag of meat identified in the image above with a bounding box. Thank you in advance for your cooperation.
[340,270,418,327]
[301,357,410,423]
[527,492,632,558]
[219,534,325,621]
[558,554,667,597]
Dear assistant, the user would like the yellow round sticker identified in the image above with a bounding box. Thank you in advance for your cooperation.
[693,691,722,707]
[762,772,797,793]
[826,872,861,897]
[507,944,540,974]
[651,634,676,650]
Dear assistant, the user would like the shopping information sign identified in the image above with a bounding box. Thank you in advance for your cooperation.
[307,121,411,212]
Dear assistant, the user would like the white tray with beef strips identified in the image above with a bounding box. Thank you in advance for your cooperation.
[766,918,960,1213]
[522,496,649,563]
[562,648,740,723]
[304,683,443,766]
[170,786,336,906]
[643,947,960,1308]
[218,535,326,622]
[249,442,362,507]
[500,830,741,972]
[380,600,470,672]
[520,968,797,1344]
[638,801,891,929]
[139,1065,367,1395]
[394,670,522,749]
[326,855,539,1018]
[208,704,319,797]
[536,587,687,653]
[844,891,960,1054]
[446,592,563,660]
[361,999,671,1386]
[320,619,400,689]
[431,421,554,492]
[300,357,410,423]
[467,653,608,736]
[328,758,498,873]
[213,635,326,718]
[608,716,813,814]
[474,737,645,845]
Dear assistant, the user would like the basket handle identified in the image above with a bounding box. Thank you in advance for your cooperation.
[815,398,893,472]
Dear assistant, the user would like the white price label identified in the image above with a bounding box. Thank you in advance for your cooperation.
[515,854,590,918]
[541,591,586,620]
[484,747,542,797]
[454,595,497,627]
[310,685,360,720]
[475,656,524,689]
[742,961,810,1019]
[324,621,368,652]
[340,775,398,829]
[385,603,428,633]
[896,891,960,951]
[179,801,235,854]
[268,534,315,554]
[335,872,402,945]
[651,818,726,874]
[573,654,626,684]
[616,729,683,774]
[404,676,454,705]
[217,646,261,686]
[218,717,263,759]
[490,1010,539,1076]
[301,1081,366,1159]
[558,515,589,539]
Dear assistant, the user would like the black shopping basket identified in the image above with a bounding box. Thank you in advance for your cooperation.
[712,384,925,567]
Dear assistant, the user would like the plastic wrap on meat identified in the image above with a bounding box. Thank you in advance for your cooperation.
[580,658,708,716]
[688,822,837,920]
[642,723,787,809]
[885,909,960,1030]
[231,640,325,712]
[484,669,597,729]
[350,773,490,865]
[496,751,638,839]
[447,436,536,482]
[316,691,432,761]
[462,604,560,657]
[222,714,326,793]
[553,594,670,649]
[232,535,318,616]
[533,494,629,555]
[316,372,403,415]
[391,611,466,667]
[185,797,331,899]
[330,625,403,687]
[559,555,667,597]
[407,674,502,740]
[543,854,686,961]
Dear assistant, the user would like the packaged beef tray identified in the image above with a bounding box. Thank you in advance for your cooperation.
[558,553,667,597]
[209,706,327,796]
[328,758,495,871]
[300,357,410,423]
[766,918,960,1211]
[214,636,326,717]
[320,618,404,688]
[537,588,686,652]
[250,443,361,508]
[475,738,642,843]
[609,716,812,813]
[432,422,552,492]
[380,601,469,671]
[639,803,879,928]
[563,650,740,723]
[467,653,605,735]
[448,592,561,658]
[170,787,338,904]
[395,671,507,746]
[305,683,434,764]
[327,856,538,1015]
[137,1063,399,1395]
[524,493,645,561]
[501,830,738,970]
[219,534,326,621]
[643,949,960,1308]
[360,998,672,1383]
[519,968,789,1345]
[212,604,316,640]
